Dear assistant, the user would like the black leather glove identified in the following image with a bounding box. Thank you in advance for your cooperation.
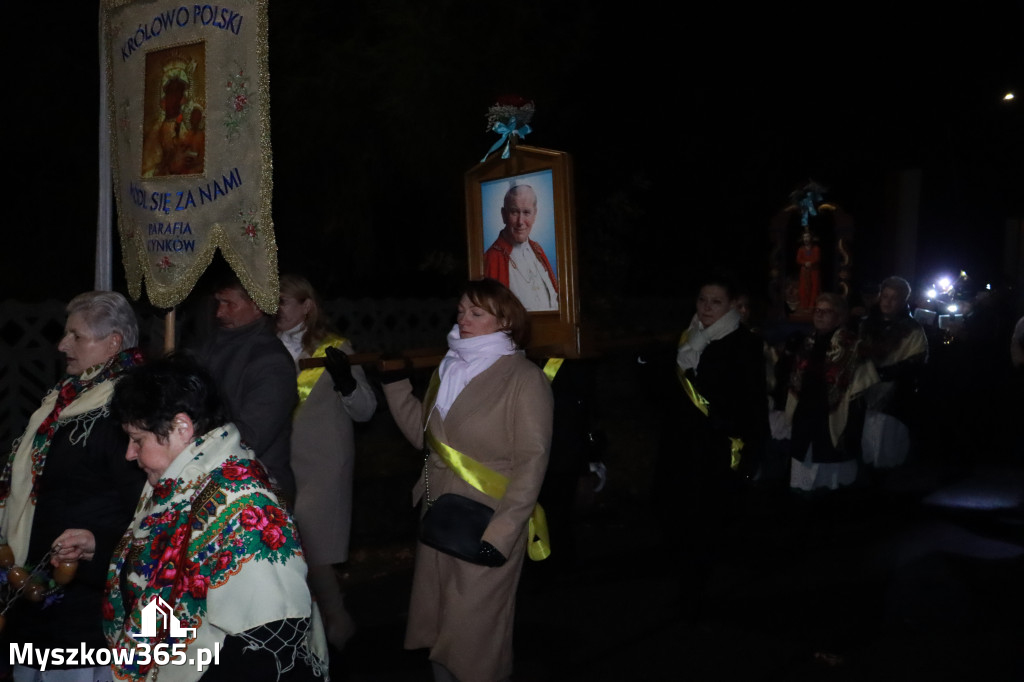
[324,346,358,396]
[477,541,507,567]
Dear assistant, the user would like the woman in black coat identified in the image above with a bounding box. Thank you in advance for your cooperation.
[653,276,769,618]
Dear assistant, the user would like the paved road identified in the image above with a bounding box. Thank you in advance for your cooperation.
[331,462,1024,682]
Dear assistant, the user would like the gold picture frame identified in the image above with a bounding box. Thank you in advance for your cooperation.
[465,145,580,357]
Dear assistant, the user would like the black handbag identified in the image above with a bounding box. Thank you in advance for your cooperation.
[419,493,495,564]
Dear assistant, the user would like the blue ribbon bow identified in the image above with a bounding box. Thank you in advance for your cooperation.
[481,117,532,162]
[798,192,821,226]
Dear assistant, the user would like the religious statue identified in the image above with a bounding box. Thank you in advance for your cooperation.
[796,230,820,311]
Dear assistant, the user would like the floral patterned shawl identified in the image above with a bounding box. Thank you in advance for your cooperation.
[785,327,878,447]
[103,424,324,681]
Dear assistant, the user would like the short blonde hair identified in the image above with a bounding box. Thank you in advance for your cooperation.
[816,292,849,318]
[279,274,332,355]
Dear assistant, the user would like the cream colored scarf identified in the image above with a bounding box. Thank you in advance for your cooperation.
[676,308,742,373]
[2,368,119,564]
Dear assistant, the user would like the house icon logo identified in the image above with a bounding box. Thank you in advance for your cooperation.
[132,596,196,639]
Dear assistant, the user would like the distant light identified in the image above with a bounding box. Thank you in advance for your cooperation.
[1004,92,1015,101]
[938,276,952,290]
[947,304,958,313]
[925,288,937,299]
[986,283,992,290]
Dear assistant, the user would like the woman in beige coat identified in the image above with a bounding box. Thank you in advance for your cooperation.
[277,274,377,649]
[384,279,553,682]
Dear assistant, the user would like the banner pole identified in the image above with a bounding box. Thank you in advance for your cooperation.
[95,3,113,291]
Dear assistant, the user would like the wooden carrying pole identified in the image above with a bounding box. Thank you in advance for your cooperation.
[294,333,681,374]
[298,349,446,373]
[164,309,176,355]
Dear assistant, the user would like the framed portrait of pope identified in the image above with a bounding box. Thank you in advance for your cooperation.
[466,145,580,357]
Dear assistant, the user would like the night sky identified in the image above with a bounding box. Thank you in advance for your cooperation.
[5,1,1022,310]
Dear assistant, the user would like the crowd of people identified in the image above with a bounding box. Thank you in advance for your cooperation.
[1,276,554,682]
[637,273,952,630]
[0,269,1017,681]
[650,273,933,505]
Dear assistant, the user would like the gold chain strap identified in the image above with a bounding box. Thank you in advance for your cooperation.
[422,450,434,508]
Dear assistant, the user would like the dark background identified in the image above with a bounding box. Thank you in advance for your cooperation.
[4,1,1022,310]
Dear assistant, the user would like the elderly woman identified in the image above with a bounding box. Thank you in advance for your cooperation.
[383,279,553,682]
[104,355,326,681]
[1,291,144,682]
[787,293,878,491]
[276,274,376,649]
[858,276,928,469]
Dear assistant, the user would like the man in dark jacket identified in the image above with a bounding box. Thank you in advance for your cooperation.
[197,278,297,500]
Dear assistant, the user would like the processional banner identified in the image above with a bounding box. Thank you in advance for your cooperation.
[102,0,277,312]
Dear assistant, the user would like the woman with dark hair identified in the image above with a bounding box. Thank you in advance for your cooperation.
[655,275,768,617]
[1,291,144,682]
[103,355,326,681]
[383,279,553,682]
[276,274,376,649]
[673,276,768,480]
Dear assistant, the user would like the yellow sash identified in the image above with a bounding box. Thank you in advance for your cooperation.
[423,373,551,561]
[542,357,564,382]
[296,335,348,408]
[676,331,743,471]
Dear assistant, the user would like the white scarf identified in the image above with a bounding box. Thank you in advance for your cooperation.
[435,324,517,419]
[676,308,741,373]
[278,322,306,368]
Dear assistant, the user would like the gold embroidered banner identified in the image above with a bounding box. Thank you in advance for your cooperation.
[102,0,277,312]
